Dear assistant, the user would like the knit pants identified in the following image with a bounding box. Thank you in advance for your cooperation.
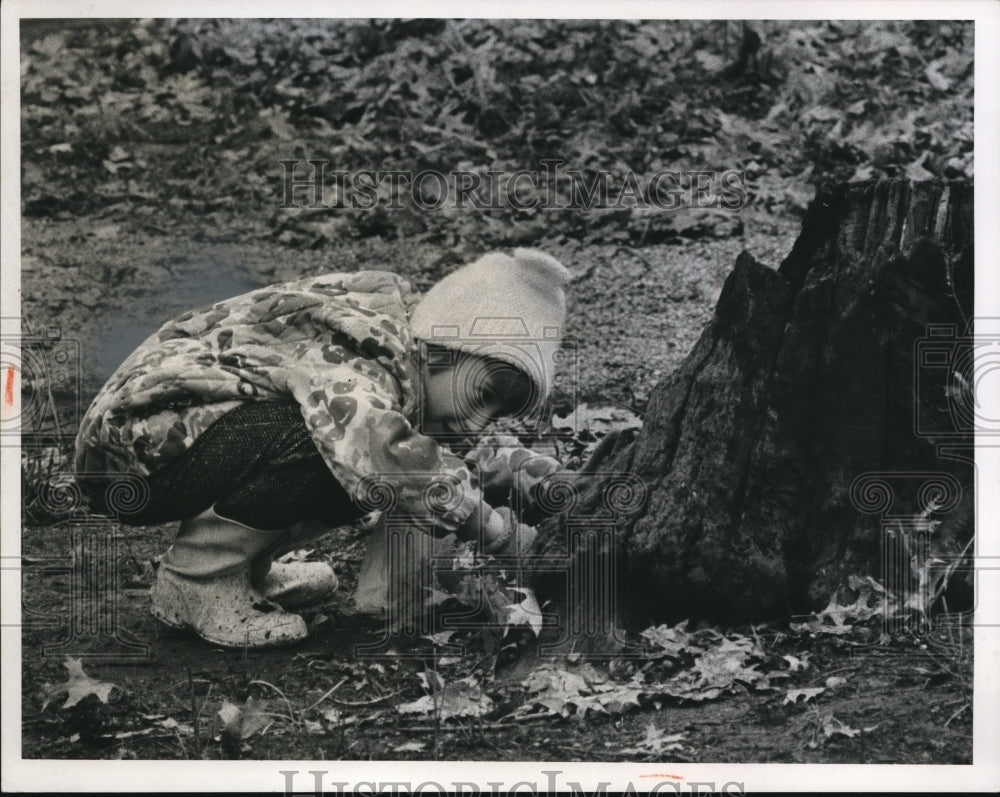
[88,400,363,531]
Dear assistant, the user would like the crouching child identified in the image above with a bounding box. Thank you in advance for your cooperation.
[74,248,570,648]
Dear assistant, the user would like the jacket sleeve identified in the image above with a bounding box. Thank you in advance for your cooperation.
[464,433,564,524]
[284,361,484,535]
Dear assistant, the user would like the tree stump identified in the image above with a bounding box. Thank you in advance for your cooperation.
[534,179,974,630]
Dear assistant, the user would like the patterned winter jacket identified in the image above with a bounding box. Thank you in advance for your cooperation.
[74,270,562,533]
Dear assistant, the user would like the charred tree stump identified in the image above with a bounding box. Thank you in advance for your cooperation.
[534,180,974,631]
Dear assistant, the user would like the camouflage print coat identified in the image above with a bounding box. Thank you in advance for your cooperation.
[75,270,562,532]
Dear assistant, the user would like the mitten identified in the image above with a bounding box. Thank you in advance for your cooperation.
[481,506,538,559]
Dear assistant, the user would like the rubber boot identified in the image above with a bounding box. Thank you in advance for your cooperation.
[353,517,451,624]
[257,561,339,609]
[250,518,339,609]
[151,507,308,648]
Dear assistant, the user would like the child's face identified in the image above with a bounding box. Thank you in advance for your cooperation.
[420,350,534,452]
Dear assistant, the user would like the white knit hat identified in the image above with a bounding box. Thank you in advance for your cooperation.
[410,248,570,404]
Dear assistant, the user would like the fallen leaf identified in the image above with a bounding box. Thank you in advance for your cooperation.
[805,711,872,748]
[159,717,194,734]
[42,658,117,709]
[782,653,810,672]
[216,696,273,743]
[519,661,642,717]
[790,575,894,635]
[551,403,643,440]
[418,670,446,693]
[321,708,341,724]
[618,723,686,756]
[823,714,862,739]
[641,620,694,657]
[217,701,241,730]
[502,587,544,637]
[422,630,459,647]
[394,740,427,752]
[662,637,770,700]
[398,675,493,720]
[107,145,131,162]
[783,687,825,705]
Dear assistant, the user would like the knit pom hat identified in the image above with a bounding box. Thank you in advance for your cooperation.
[410,248,570,405]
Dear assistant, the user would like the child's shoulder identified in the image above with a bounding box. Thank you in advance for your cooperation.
[286,270,415,298]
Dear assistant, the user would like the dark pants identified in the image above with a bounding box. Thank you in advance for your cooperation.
[86,401,362,531]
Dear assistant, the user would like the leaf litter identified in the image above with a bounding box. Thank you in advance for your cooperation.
[392,620,783,725]
[397,672,494,720]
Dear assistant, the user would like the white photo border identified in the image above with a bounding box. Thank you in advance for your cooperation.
[2,0,998,792]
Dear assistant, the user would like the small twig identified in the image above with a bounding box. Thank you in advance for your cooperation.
[36,340,64,439]
[172,677,213,687]
[420,123,491,151]
[250,679,298,724]
[495,711,559,724]
[944,702,970,727]
[302,677,349,714]
[258,710,298,723]
[187,668,202,755]
[807,665,860,685]
[173,727,189,759]
[399,715,548,731]
[328,689,408,708]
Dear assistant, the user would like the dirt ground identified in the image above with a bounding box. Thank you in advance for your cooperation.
[17,215,973,765]
[19,518,972,763]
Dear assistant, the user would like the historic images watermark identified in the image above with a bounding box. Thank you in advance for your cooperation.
[278,160,748,212]
[278,769,746,795]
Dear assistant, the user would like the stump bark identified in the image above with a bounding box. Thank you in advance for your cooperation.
[535,179,975,628]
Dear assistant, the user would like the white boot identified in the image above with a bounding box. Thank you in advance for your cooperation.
[151,567,308,648]
[257,561,339,609]
[151,507,308,648]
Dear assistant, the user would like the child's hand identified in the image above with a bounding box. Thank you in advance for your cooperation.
[481,506,538,559]
[466,435,563,511]
[480,506,510,547]
[453,504,537,558]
